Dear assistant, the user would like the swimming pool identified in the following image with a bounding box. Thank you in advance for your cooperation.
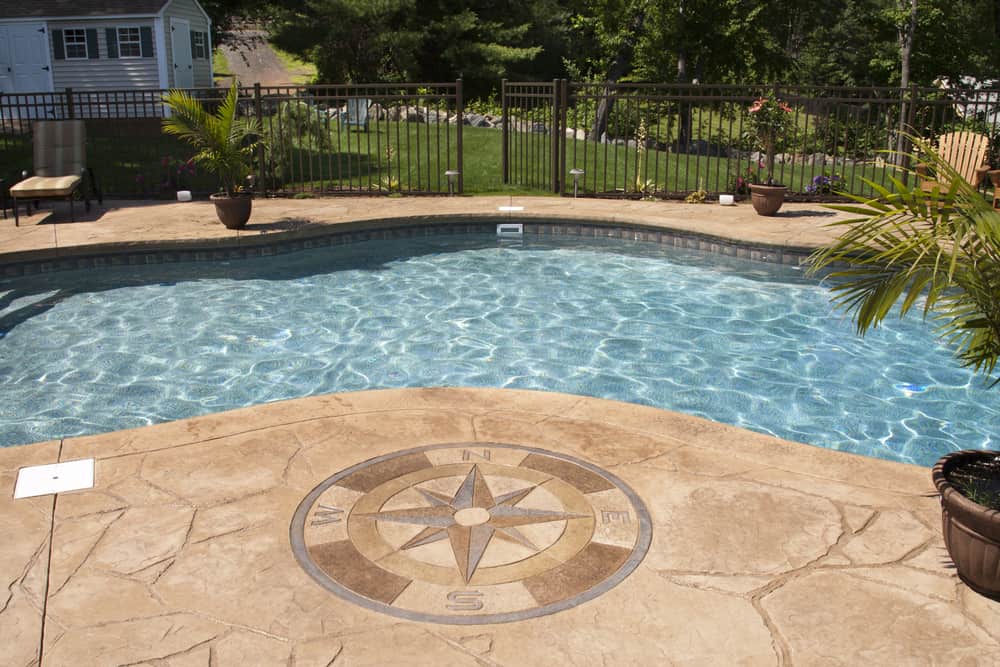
[1,232,996,466]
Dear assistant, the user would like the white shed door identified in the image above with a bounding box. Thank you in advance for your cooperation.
[0,23,52,93]
[170,18,193,88]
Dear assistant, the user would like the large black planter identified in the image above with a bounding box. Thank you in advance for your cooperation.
[932,449,1000,599]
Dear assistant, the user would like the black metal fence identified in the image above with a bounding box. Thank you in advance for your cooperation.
[0,82,464,197]
[503,81,1000,199]
[2,80,999,199]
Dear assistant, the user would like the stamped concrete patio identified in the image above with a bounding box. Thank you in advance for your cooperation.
[2,197,999,665]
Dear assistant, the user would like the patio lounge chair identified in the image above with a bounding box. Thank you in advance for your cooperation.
[916,130,990,192]
[344,98,370,131]
[9,120,102,226]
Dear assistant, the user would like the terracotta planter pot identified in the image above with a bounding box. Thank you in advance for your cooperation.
[211,193,253,229]
[749,184,787,216]
[932,450,1000,599]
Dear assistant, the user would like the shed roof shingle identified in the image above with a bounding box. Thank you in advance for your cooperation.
[0,1,170,20]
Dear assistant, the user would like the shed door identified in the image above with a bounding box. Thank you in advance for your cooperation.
[0,23,52,94]
[170,18,193,88]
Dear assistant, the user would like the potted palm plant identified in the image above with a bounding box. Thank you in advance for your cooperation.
[745,95,793,216]
[161,82,262,229]
[809,136,1000,599]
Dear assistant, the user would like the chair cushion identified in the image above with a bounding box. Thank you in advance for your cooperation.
[10,175,81,198]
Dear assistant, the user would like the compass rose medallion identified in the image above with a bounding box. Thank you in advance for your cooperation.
[291,443,651,624]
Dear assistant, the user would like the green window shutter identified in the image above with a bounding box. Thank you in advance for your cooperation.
[140,26,153,57]
[105,28,118,58]
[202,32,210,59]
[85,28,99,59]
[52,29,65,60]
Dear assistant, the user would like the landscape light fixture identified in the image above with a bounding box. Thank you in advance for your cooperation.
[570,168,584,197]
[445,170,460,196]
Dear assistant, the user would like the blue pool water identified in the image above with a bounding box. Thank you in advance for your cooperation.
[1,233,996,466]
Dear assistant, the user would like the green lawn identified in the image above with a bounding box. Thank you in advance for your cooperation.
[260,117,896,199]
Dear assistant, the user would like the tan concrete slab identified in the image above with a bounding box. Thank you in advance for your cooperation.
[1,196,856,266]
[1,389,995,664]
[0,466,54,667]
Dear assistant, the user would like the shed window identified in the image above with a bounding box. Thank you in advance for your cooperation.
[191,31,207,59]
[63,29,89,59]
[117,27,142,58]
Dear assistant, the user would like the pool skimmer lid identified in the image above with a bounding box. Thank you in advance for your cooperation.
[15,458,95,499]
[290,442,651,624]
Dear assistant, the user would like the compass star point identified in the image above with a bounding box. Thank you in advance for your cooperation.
[369,466,587,582]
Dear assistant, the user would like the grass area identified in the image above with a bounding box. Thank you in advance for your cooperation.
[260,115,895,199]
[269,44,317,86]
[212,49,234,87]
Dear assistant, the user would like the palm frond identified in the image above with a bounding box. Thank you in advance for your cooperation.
[161,82,262,196]
[808,132,1000,384]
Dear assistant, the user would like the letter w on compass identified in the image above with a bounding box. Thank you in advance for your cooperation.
[357,465,587,583]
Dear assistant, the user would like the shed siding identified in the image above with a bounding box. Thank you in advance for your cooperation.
[50,19,159,89]
[162,0,211,87]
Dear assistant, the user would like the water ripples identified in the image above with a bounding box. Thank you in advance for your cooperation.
[1,233,998,466]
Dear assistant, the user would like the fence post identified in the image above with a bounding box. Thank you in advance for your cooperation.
[551,78,560,193]
[559,79,569,195]
[253,83,264,186]
[65,87,74,119]
[501,79,509,185]
[456,78,464,194]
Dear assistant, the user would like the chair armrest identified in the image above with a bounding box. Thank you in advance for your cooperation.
[975,165,990,186]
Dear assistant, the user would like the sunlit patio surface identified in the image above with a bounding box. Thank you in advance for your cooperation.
[2,197,999,664]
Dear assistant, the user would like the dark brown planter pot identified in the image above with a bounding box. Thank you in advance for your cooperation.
[749,184,787,216]
[211,193,253,229]
[932,450,1000,599]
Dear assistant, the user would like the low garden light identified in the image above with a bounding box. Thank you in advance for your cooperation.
[570,168,584,198]
[445,169,460,196]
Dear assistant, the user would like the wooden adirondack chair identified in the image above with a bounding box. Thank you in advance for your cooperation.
[916,130,990,193]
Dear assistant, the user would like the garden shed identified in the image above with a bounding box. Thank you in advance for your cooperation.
[0,0,213,95]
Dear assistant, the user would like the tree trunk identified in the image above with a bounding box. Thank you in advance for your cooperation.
[675,2,692,150]
[895,0,917,167]
[587,8,647,142]
[588,54,632,141]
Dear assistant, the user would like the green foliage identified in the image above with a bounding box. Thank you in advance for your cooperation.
[259,100,332,190]
[809,136,1000,383]
[268,0,551,99]
[807,112,892,159]
[745,96,793,182]
[948,456,1000,510]
[161,82,264,196]
[244,0,1000,90]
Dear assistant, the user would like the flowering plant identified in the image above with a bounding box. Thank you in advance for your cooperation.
[745,96,792,184]
[804,172,844,195]
[160,155,196,195]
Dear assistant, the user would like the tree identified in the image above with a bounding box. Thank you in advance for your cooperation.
[268,0,549,97]
[270,0,422,83]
